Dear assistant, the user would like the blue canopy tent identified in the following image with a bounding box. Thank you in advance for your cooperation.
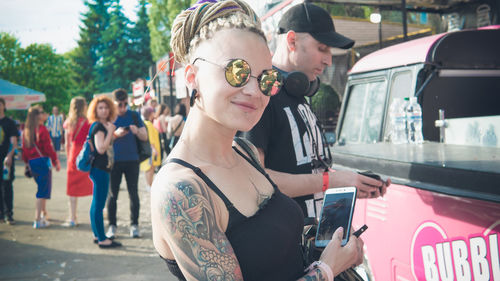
[0,79,46,110]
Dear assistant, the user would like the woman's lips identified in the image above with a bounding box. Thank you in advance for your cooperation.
[232,101,257,112]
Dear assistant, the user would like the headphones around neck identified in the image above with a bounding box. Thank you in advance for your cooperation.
[282,71,320,98]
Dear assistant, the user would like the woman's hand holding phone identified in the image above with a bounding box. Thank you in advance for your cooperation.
[319,227,364,276]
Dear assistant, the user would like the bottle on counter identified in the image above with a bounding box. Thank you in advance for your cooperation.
[406,97,424,144]
[389,97,408,144]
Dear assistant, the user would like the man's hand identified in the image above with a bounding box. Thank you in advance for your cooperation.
[114,126,128,138]
[129,124,139,135]
[330,170,390,198]
[4,155,12,167]
[55,160,61,171]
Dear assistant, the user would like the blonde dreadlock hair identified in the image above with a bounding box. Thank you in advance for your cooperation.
[170,0,265,65]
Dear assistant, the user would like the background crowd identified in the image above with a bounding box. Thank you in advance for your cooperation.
[0,91,184,249]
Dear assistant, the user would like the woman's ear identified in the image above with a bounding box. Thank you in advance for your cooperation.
[286,31,297,52]
[184,64,197,90]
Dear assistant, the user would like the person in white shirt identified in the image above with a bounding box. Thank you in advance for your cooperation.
[46,106,64,152]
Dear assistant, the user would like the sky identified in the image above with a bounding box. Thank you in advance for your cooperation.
[0,0,140,54]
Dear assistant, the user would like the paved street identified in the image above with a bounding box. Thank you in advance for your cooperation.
[0,152,178,281]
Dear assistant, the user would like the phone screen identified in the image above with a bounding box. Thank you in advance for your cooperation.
[315,188,357,247]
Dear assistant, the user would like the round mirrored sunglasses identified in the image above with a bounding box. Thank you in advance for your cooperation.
[193,58,283,96]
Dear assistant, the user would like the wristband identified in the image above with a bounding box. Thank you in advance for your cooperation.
[322,171,329,192]
[306,261,334,281]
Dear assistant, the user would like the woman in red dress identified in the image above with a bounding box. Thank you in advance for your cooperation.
[63,97,93,226]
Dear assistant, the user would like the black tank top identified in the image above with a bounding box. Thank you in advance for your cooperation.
[163,145,305,281]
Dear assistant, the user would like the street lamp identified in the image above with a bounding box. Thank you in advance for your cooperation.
[370,11,382,49]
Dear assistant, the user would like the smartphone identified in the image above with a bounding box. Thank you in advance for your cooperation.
[122,126,130,131]
[315,187,357,248]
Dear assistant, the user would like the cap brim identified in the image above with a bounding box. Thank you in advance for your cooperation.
[311,31,355,49]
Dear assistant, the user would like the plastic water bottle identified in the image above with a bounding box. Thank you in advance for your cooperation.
[3,166,9,180]
[389,98,407,144]
[406,97,424,144]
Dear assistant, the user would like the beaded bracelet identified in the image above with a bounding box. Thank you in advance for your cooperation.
[306,261,334,281]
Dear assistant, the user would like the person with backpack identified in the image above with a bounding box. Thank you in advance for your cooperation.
[87,95,121,248]
[106,89,147,239]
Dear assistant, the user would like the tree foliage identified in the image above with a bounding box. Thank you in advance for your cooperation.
[99,0,131,91]
[148,0,193,61]
[311,83,341,126]
[1,0,154,120]
[129,0,153,82]
[0,32,74,119]
[70,0,111,100]
[70,0,153,96]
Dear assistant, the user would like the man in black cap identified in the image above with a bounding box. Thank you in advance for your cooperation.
[241,2,390,218]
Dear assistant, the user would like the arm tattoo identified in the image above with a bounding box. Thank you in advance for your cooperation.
[163,178,243,281]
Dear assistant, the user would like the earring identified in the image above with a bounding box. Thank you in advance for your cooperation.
[190,89,197,107]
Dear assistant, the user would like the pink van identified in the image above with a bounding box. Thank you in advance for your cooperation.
[333,26,500,280]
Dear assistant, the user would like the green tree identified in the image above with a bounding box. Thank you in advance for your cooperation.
[0,33,21,82]
[129,0,153,82]
[0,33,74,119]
[148,0,193,61]
[15,44,74,111]
[311,83,341,129]
[70,0,112,99]
[99,0,131,91]
[317,3,373,19]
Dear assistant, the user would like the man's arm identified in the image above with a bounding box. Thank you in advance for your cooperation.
[129,125,147,141]
[4,136,17,167]
[136,126,148,141]
[256,148,389,199]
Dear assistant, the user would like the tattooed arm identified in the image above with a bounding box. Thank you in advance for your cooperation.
[151,171,243,281]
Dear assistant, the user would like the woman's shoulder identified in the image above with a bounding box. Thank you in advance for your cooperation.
[151,161,208,201]
[38,125,49,134]
[63,119,69,129]
[90,122,106,133]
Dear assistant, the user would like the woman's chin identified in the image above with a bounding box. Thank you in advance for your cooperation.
[235,122,258,133]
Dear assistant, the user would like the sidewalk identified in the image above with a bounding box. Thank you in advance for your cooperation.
[0,152,177,281]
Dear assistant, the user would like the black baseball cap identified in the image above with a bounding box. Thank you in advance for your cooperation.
[278,3,355,49]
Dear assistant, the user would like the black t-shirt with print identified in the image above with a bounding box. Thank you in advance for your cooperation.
[239,75,327,216]
[0,116,19,159]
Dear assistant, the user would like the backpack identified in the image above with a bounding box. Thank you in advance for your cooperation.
[76,122,97,172]
[131,111,152,162]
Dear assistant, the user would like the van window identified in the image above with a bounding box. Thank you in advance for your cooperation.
[384,71,413,140]
[390,71,412,100]
[339,80,387,144]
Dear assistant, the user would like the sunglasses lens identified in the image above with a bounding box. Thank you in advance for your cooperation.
[225,59,251,87]
[259,69,283,96]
